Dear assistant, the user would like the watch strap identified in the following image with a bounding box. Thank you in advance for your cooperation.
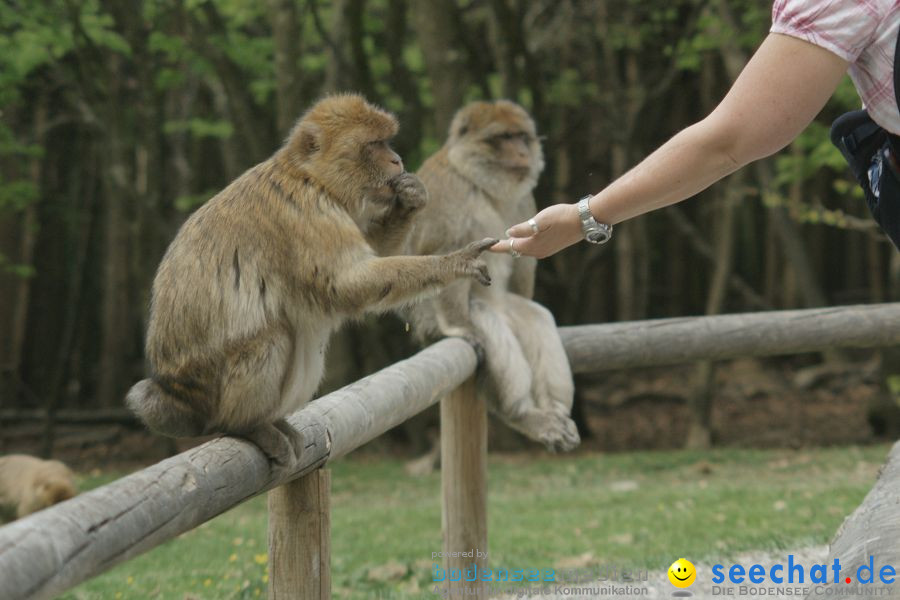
[577,195,613,244]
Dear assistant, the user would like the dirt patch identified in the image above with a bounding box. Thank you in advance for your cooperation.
[577,356,893,451]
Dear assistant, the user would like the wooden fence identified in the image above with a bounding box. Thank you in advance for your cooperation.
[1,303,899,599]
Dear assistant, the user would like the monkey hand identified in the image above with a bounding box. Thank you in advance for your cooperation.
[388,172,428,215]
[447,237,498,287]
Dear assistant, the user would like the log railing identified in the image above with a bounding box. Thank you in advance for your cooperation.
[0,303,898,600]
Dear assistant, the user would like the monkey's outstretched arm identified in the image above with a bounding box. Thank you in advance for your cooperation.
[329,239,496,314]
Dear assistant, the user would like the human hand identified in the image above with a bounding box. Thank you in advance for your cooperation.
[489,203,583,259]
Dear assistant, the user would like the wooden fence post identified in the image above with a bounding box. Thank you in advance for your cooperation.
[267,469,331,600]
[441,376,488,599]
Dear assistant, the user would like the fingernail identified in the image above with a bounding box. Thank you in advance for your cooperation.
[505,229,513,237]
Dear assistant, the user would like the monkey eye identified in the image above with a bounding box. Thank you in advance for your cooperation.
[491,132,531,144]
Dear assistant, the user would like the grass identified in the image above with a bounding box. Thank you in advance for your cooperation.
[58,444,889,600]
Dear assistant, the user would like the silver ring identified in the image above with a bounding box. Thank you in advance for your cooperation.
[509,238,522,258]
[528,218,539,235]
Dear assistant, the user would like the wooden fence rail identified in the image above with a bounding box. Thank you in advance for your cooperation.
[561,303,900,372]
[0,303,898,600]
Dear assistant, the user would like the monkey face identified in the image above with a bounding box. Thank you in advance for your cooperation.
[285,95,404,203]
[362,138,404,193]
[485,131,536,175]
[446,101,545,196]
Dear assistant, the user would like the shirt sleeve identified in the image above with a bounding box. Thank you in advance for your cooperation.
[770,0,881,63]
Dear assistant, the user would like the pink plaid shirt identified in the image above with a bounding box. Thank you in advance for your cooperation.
[771,0,900,134]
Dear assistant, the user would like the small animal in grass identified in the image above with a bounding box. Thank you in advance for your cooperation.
[0,454,77,520]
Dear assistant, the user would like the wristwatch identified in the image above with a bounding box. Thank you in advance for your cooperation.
[576,195,613,244]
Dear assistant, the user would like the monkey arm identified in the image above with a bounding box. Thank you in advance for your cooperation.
[328,255,458,314]
[365,172,427,256]
[326,238,494,314]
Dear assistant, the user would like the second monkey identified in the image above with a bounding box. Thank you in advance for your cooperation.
[404,100,579,453]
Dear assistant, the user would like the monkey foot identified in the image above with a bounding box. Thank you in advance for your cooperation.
[541,414,580,453]
[240,419,304,477]
[504,411,580,453]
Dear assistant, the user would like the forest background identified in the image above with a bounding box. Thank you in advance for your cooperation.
[1,0,897,443]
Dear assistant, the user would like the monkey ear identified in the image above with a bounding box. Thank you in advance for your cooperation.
[455,119,469,138]
[290,121,322,159]
[450,111,470,139]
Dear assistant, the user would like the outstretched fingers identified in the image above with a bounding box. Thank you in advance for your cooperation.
[468,237,501,253]
[490,203,584,259]
[508,220,541,238]
[453,237,498,286]
[491,235,536,258]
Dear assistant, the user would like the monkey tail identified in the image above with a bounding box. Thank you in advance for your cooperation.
[126,378,207,438]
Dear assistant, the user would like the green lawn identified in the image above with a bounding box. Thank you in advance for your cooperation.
[59,445,889,599]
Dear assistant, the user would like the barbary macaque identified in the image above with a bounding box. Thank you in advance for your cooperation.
[0,454,77,519]
[404,100,579,453]
[126,94,496,470]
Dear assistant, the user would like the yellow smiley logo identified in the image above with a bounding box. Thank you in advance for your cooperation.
[668,558,697,588]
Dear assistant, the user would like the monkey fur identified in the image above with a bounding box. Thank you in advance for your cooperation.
[404,100,579,452]
[0,454,77,519]
[126,94,496,469]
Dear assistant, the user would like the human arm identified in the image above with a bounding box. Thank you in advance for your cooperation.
[494,33,851,259]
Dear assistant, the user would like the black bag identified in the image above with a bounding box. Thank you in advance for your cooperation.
[829,26,900,250]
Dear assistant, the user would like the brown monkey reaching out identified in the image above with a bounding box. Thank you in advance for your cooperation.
[404,100,579,452]
[127,94,495,470]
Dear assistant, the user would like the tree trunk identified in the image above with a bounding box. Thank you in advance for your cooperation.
[95,54,134,412]
[380,0,424,160]
[611,143,637,321]
[686,175,740,449]
[195,3,274,165]
[715,2,827,309]
[412,0,470,135]
[268,0,303,135]
[0,99,45,409]
[487,0,520,99]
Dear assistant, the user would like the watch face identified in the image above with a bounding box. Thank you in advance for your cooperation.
[586,229,610,244]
